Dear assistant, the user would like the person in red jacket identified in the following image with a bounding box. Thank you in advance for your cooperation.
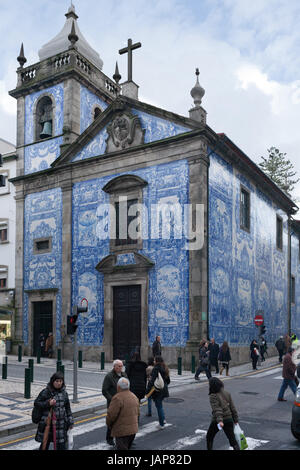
[277,347,297,401]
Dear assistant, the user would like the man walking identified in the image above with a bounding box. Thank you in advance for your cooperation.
[106,377,140,450]
[275,336,285,363]
[102,359,127,445]
[277,347,297,402]
[208,338,219,374]
[152,336,162,357]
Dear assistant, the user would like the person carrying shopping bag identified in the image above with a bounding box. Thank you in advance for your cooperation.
[206,377,240,450]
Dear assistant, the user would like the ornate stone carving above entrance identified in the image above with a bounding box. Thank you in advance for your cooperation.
[105,111,145,153]
[95,252,154,275]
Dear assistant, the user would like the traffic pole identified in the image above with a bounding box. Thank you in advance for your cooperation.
[78,350,83,368]
[57,349,62,362]
[73,330,79,403]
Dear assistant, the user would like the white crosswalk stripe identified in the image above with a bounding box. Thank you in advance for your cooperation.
[1,418,269,451]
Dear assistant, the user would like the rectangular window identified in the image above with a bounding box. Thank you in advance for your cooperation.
[276,216,283,250]
[0,175,5,187]
[291,275,296,305]
[0,266,8,289]
[0,221,8,243]
[115,198,139,246]
[240,187,250,231]
[33,237,52,254]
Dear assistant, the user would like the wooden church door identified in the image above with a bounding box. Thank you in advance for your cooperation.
[113,285,141,360]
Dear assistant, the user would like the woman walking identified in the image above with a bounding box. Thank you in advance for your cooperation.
[218,341,231,376]
[34,372,73,450]
[146,356,170,429]
[206,377,240,450]
[250,339,259,370]
[195,341,212,381]
[125,352,147,402]
[145,357,155,417]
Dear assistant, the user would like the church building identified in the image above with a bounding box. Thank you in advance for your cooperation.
[9,5,300,365]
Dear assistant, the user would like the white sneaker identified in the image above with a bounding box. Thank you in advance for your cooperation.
[157,423,165,429]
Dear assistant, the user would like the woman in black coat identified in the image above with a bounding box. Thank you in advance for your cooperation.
[218,341,231,376]
[250,339,259,370]
[125,352,147,401]
[146,356,170,429]
[34,372,73,450]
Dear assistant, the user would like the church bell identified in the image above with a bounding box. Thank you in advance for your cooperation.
[40,121,52,139]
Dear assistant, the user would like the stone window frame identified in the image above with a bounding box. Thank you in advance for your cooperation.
[102,175,148,253]
[33,93,56,143]
[276,215,283,251]
[240,184,251,233]
[33,237,53,255]
[0,265,8,289]
[0,219,9,244]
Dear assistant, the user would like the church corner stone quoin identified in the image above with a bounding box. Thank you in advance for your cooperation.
[8,4,300,366]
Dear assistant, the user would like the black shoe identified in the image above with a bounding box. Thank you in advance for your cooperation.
[194,376,200,381]
[146,413,152,417]
[107,438,114,446]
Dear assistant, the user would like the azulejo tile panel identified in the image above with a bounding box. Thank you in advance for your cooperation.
[23,188,62,345]
[24,84,64,174]
[80,85,108,133]
[72,160,189,347]
[209,150,299,347]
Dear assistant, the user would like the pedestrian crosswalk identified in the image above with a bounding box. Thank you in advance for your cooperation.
[1,416,269,451]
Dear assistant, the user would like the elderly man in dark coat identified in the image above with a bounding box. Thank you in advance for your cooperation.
[208,338,220,374]
[106,377,140,450]
[102,359,127,446]
[277,347,297,401]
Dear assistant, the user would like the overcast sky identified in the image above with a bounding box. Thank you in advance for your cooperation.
[1,0,300,202]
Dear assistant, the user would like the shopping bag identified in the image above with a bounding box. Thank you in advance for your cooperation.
[234,423,248,450]
[67,429,74,450]
[154,372,164,390]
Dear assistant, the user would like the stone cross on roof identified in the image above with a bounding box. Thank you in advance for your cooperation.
[119,38,141,82]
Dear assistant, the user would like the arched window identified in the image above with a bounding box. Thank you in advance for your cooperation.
[94,106,102,120]
[36,96,53,141]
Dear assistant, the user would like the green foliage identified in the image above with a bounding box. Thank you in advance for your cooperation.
[259,147,299,198]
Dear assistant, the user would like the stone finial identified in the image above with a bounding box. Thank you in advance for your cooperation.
[68,20,79,47]
[65,2,79,20]
[17,43,27,68]
[190,68,205,107]
[113,62,121,84]
[189,68,206,124]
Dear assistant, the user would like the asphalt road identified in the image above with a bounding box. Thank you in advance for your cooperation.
[1,365,299,452]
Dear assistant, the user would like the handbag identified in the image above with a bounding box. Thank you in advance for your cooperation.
[234,423,248,450]
[154,372,165,390]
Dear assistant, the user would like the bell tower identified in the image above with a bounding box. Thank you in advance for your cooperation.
[9,4,120,177]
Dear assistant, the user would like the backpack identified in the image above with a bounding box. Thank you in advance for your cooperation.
[31,404,43,424]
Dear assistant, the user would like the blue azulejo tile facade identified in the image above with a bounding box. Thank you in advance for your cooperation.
[24,84,64,175]
[208,150,299,347]
[80,85,108,133]
[23,188,62,344]
[72,160,189,347]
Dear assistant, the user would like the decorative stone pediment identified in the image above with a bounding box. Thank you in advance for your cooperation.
[96,252,154,274]
[105,110,145,153]
[102,174,148,194]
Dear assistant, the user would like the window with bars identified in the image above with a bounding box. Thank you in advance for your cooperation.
[0,266,8,289]
[240,187,250,231]
[0,221,8,243]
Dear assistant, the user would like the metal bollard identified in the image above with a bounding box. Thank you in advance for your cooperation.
[191,355,195,374]
[24,368,31,398]
[100,352,105,370]
[57,349,62,362]
[78,350,83,368]
[2,363,7,380]
[56,360,62,372]
[18,345,22,362]
[28,359,34,382]
[59,364,65,377]
[178,357,182,375]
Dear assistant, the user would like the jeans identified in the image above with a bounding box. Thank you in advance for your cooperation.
[195,365,212,380]
[206,420,239,450]
[154,398,165,426]
[278,378,297,399]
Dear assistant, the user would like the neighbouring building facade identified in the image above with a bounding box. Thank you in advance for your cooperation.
[0,138,17,348]
[8,5,300,365]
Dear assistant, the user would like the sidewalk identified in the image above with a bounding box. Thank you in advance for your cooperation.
[0,354,281,438]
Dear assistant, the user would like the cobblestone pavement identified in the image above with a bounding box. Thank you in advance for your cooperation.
[0,354,281,437]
